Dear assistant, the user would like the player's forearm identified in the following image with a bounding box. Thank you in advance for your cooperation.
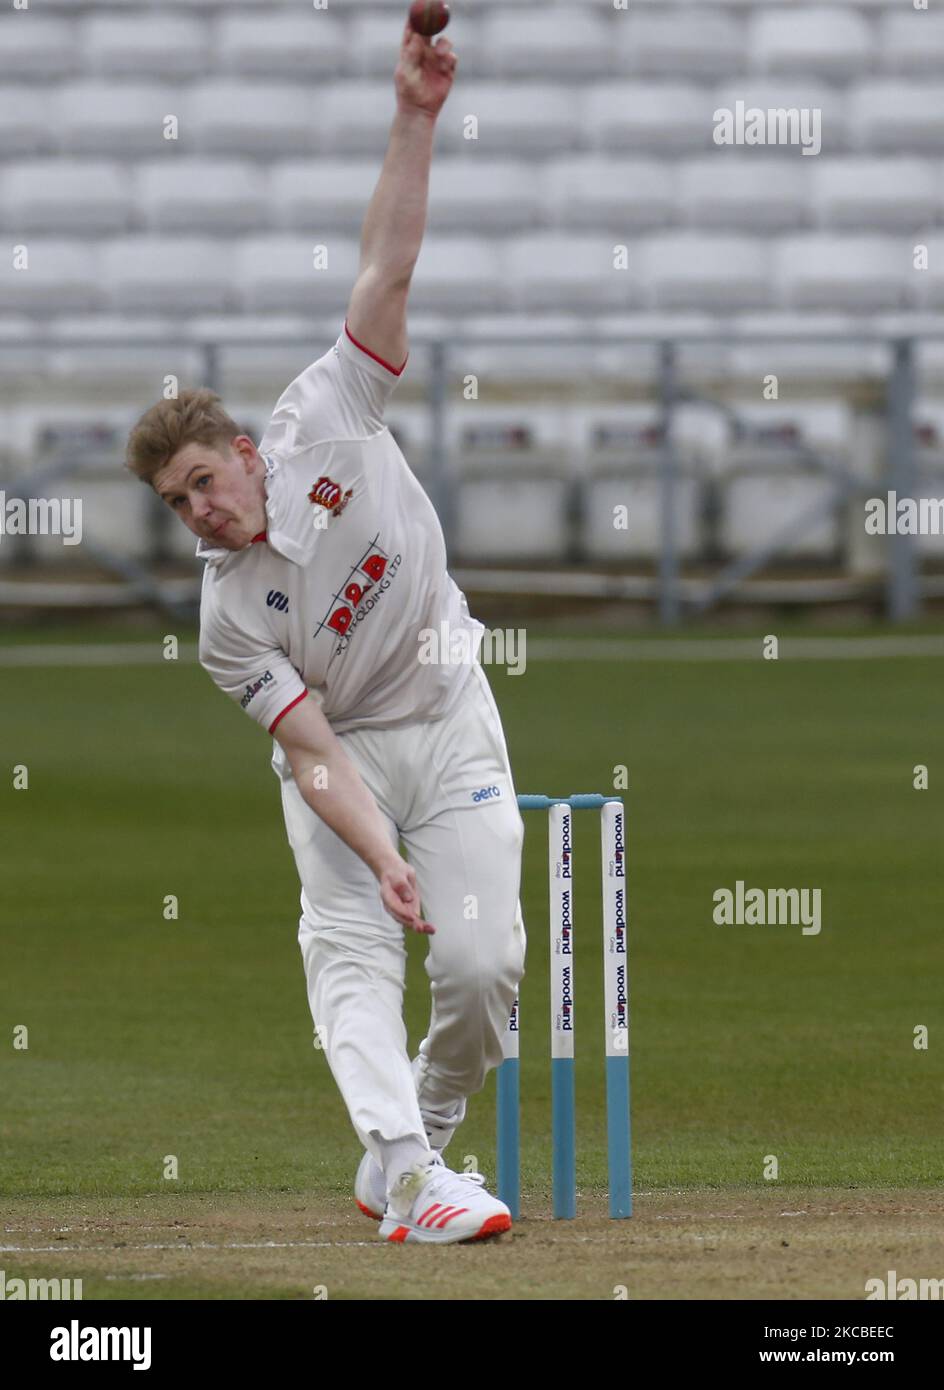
[291,745,400,880]
[359,106,436,281]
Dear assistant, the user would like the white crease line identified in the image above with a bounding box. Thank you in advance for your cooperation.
[529,636,944,662]
[1,1240,381,1252]
[0,643,198,667]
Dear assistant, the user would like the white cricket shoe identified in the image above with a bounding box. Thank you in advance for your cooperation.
[354,1149,387,1221]
[353,1062,466,1219]
[378,1155,512,1244]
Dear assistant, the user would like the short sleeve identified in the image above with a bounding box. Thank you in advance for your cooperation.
[335,319,408,428]
[198,603,308,735]
[257,320,408,455]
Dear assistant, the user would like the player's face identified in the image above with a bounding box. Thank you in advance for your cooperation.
[154,438,267,550]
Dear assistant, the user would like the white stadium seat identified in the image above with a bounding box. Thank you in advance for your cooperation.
[455,476,572,563]
[575,404,664,461]
[848,83,944,152]
[465,477,576,564]
[544,159,676,231]
[138,160,269,233]
[811,159,939,230]
[438,84,582,154]
[58,83,185,156]
[0,89,52,155]
[751,9,872,80]
[82,15,208,79]
[62,477,154,563]
[914,475,944,557]
[0,161,131,235]
[0,241,100,315]
[0,318,46,388]
[0,15,77,79]
[777,236,910,312]
[877,13,944,75]
[585,84,716,153]
[723,402,855,458]
[642,235,774,311]
[587,314,726,387]
[271,161,381,234]
[916,235,944,310]
[790,0,897,7]
[449,314,599,386]
[37,317,210,392]
[216,14,345,79]
[485,9,614,77]
[616,10,746,79]
[724,313,887,384]
[100,237,236,314]
[719,466,843,560]
[504,234,642,313]
[188,82,319,155]
[427,161,542,233]
[424,10,491,79]
[316,82,408,155]
[678,159,809,230]
[235,235,359,316]
[140,0,260,7]
[448,401,576,568]
[408,238,505,314]
[583,463,703,562]
[349,12,433,78]
[448,403,572,469]
[195,315,348,397]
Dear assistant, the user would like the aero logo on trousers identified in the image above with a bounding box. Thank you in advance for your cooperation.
[471,786,502,802]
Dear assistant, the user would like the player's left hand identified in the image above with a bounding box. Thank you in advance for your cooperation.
[378,859,435,935]
[395,23,457,117]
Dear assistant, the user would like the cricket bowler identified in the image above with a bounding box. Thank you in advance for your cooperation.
[125,23,526,1243]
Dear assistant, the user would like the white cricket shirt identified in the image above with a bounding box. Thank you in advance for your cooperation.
[197,321,484,758]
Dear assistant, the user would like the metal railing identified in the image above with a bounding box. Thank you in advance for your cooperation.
[0,329,939,624]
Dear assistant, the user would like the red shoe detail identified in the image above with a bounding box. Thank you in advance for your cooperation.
[418,1203,445,1227]
[471,1213,513,1240]
[386,1225,411,1243]
[356,1199,382,1222]
[434,1207,469,1228]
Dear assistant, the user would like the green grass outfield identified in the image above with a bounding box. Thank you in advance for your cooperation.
[1,624,942,1214]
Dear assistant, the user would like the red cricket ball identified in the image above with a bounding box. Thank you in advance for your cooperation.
[409,0,450,38]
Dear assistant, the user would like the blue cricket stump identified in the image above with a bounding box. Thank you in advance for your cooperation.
[496,794,631,1220]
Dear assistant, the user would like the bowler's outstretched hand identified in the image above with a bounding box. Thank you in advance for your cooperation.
[395,21,458,116]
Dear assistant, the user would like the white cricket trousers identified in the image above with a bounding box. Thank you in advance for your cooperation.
[274,660,527,1172]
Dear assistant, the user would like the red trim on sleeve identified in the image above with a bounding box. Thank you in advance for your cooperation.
[268,691,307,734]
[344,319,408,376]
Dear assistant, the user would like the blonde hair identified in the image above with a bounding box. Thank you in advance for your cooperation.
[125,388,245,486]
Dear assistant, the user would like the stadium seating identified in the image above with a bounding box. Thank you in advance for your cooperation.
[1,1,942,580]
